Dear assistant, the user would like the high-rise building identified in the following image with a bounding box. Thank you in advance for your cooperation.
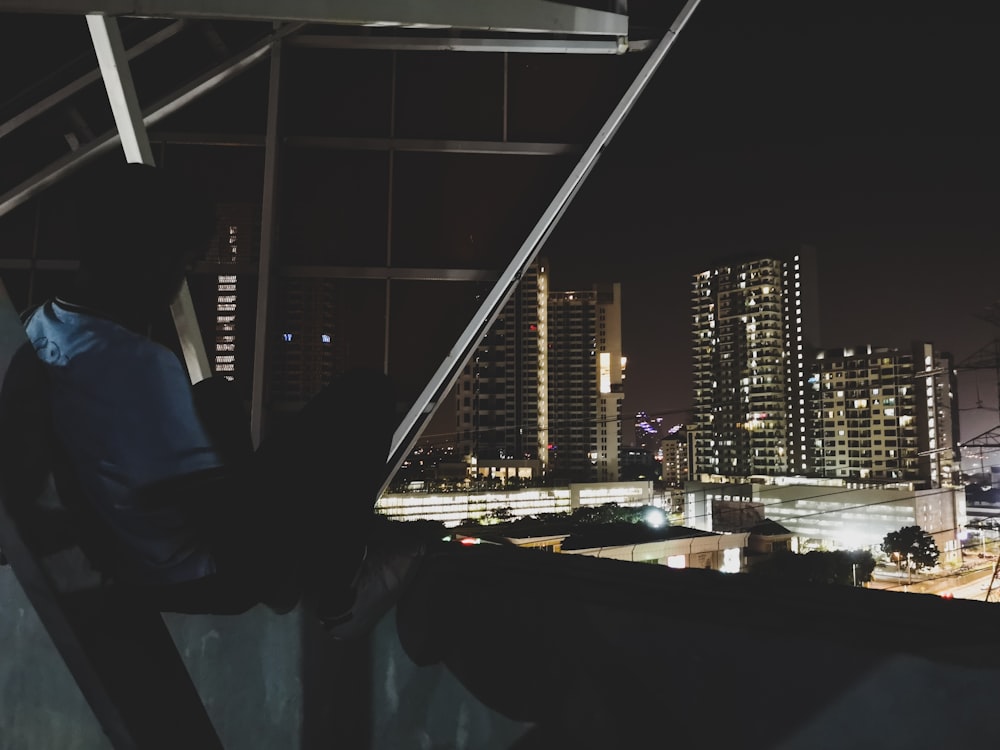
[212,226,239,381]
[809,343,959,487]
[205,203,260,385]
[661,424,688,487]
[457,262,547,464]
[457,265,624,484]
[690,248,818,479]
[270,278,340,402]
[547,282,624,483]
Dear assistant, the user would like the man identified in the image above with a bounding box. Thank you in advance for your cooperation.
[16,162,419,637]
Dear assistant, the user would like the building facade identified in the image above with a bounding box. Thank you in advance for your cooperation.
[684,478,964,565]
[809,343,959,487]
[547,282,624,483]
[269,278,340,403]
[457,262,547,464]
[457,266,624,484]
[690,248,818,479]
[661,426,689,487]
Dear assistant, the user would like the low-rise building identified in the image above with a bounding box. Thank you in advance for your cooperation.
[377,481,654,526]
[684,477,964,563]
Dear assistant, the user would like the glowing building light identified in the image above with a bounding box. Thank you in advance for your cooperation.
[599,352,611,394]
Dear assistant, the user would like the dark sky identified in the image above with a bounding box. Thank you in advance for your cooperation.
[542,0,1000,449]
[3,5,998,456]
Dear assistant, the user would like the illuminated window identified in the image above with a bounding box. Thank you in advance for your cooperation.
[599,352,611,394]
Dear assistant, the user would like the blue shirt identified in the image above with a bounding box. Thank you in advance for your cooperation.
[25,299,222,584]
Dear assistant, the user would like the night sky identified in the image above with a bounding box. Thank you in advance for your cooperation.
[541,0,1000,452]
[3,4,999,460]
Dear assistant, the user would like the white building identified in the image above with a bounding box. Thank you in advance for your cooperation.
[378,480,654,526]
[684,477,964,564]
[690,248,819,479]
[809,343,959,487]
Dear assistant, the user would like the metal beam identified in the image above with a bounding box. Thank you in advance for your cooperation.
[288,34,629,55]
[0,259,497,282]
[169,283,212,382]
[958,340,1000,370]
[0,0,627,37]
[250,32,282,446]
[960,426,1000,450]
[0,20,186,141]
[285,136,581,156]
[0,22,300,220]
[380,0,703,494]
[278,266,498,282]
[148,131,266,147]
[87,15,155,164]
[384,49,397,375]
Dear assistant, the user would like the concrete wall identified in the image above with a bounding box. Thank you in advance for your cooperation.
[0,566,532,750]
[0,566,302,750]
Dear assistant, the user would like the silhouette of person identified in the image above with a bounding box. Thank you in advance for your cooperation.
[14,162,416,635]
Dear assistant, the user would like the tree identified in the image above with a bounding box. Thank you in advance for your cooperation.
[881,525,939,571]
[748,549,874,586]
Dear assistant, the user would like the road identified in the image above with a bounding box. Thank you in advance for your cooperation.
[870,558,1000,602]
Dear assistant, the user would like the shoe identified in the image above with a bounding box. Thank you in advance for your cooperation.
[321,536,425,640]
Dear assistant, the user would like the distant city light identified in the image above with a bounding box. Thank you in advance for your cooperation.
[644,507,667,528]
[722,548,741,573]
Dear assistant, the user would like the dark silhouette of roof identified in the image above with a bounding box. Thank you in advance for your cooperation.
[748,519,793,537]
[560,522,716,550]
[396,541,1000,749]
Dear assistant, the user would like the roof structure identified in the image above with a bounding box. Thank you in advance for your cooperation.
[0,0,694,478]
[748,518,793,537]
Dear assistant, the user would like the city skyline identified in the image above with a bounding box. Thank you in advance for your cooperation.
[541,0,1000,455]
[2,2,998,463]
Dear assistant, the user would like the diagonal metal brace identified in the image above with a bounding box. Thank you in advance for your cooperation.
[381,0,704,495]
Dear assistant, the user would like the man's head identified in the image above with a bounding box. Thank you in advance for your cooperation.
[74,162,215,315]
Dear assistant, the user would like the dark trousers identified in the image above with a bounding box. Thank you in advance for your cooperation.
[135,369,396,615]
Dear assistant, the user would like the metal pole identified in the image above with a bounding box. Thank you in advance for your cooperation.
[381,0,704,495]
[87,15,155,165]
[250,31,284,446]
[0,20,187,141]
[384,50,397,376]
[0,23,301,220]
[88,13,212,382]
